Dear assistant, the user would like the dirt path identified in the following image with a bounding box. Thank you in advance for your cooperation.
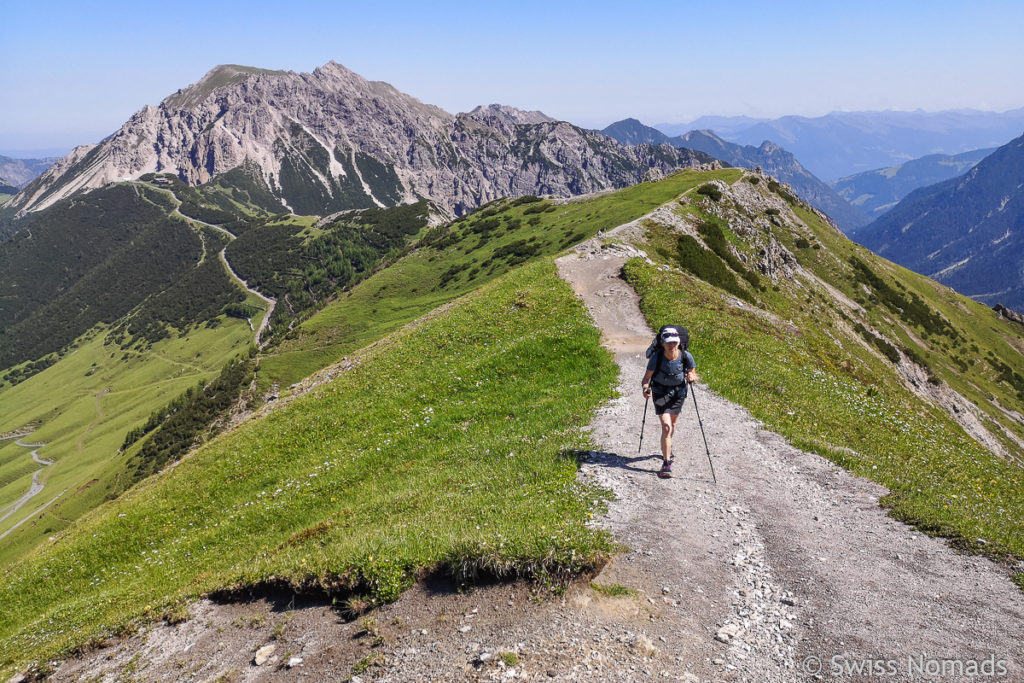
[550,237,1024,680]
[48,237,1024,682]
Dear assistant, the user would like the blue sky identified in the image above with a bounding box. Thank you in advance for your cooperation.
[2,0,1023,154]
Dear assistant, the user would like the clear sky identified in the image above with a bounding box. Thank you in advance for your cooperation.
[2,0,1023,155]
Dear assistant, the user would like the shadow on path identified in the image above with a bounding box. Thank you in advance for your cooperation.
[562,449,665,475]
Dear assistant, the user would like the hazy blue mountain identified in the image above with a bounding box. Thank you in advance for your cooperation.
[853,133,1024,309]
[718,109,1024,181]
[676,130,871,231]
[601,118,674,146]
[601,118,870,231]
[603,117,870,230]
[0,155,59,188]
[834,148,995,219]
[654,116,767,137]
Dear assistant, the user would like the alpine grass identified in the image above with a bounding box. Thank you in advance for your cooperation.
[0,260,618,676]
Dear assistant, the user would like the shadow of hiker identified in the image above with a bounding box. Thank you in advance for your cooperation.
[561,449,664,475]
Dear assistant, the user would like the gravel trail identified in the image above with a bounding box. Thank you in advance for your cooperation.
[552,236,1024,681]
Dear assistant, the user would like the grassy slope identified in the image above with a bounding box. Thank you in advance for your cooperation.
[0,176,277,563]
[625,174,1024,565]
[0,261,619,676]
[260,169,743,391]
[5,168,1021,675]
[0,318,254,565]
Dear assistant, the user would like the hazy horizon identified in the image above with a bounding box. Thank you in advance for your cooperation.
[3,0,1023,151]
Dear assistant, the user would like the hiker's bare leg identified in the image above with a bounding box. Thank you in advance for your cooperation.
[659,413,675,462]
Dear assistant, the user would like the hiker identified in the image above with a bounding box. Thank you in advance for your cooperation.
[641,326,698,478]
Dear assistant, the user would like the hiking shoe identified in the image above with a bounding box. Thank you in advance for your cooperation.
[658,459,673,478]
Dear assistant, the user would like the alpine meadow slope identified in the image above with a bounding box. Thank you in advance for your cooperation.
[622,172,1024,566]
[0,178,446,564]
[1,169,1023,679]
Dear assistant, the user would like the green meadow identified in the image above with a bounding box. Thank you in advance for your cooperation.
[0,261,619,676]
[2,168,1022,678]
[0,317,254,565]
[260,169,742,391]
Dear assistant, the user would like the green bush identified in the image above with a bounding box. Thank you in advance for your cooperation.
[696,183,722,202]
[675,235,751,303]
[697,218,761,291]
[849,257,955,338]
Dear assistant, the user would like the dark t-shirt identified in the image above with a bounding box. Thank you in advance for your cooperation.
[646,349,696,387]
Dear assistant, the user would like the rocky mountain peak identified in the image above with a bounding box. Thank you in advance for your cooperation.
[163,64,289,111]
[9,62,711,216]
[466,104,557,126]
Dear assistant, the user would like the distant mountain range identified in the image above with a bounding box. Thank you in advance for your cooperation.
[600,118,870,230]
[852,131,1024,310]
[654,116,767,138]
[7,63,712,218]
[654,109,1024,181]
[833,148,994,219]
[0,155,58,188]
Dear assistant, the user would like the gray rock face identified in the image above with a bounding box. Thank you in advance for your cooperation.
[12,62,711,216]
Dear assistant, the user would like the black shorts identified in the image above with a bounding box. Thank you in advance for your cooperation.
[652,383,687,415]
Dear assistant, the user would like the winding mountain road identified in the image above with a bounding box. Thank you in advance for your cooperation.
[132,181,277,345]
[0,437,62,540]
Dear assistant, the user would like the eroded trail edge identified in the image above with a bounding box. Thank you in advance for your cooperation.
[554,233,1024,682]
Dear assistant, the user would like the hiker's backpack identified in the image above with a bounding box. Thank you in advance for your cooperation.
[645,325,691,387]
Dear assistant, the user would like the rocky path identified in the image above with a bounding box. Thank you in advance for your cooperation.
[47,237,1024,682]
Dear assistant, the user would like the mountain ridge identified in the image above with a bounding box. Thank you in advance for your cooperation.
[9,62,712,217]
[0,155,59,188]
[721,108,1024,180]
[600,119,870,230]
[852,131,1024,310]
[833,147,994,218]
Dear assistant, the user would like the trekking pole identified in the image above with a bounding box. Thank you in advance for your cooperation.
[690,384,717,484]
[637,396,649,454]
